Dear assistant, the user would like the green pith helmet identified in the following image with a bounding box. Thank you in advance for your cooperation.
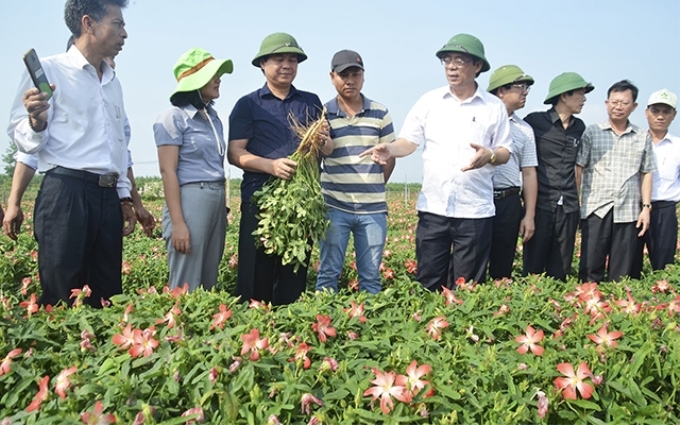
[544,72,594,104]
[435,33,490,72]
[487,65,534,92]
[252,32,307,67]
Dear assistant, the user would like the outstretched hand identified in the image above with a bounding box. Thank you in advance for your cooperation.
[359,143,392,165]
[461,143,492,172]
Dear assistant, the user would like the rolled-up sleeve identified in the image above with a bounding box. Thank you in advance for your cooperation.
[491,104,512,153]
[7,70,51,154]
[398,96,427,146]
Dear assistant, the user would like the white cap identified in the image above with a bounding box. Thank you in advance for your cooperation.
[647,88,677,109]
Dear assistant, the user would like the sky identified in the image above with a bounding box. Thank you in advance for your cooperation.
[1,0,679,183]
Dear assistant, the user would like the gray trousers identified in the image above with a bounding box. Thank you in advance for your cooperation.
[162,181,226,291]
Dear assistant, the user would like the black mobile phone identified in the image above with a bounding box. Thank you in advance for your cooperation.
[23,48,53,100]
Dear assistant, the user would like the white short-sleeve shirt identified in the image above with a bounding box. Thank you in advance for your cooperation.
[399,85,513,218]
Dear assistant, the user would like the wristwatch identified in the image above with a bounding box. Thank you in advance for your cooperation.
[489,149,497,164]
[642,203,652,210]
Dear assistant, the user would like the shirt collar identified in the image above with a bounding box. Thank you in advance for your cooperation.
[67,45,115,84]
[548,108,574,127]
[599,120,640,135]
[259,83,299,100]
[442,84,485,104]
[183,103,216,119]
[326,94,371,117]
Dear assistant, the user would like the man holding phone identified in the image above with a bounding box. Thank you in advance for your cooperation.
[7,0,134,308]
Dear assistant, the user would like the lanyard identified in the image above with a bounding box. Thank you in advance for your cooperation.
[201,108,225,157]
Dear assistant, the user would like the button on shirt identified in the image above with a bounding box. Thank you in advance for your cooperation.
[399,86,512,218]
[153,104,226,186]
[321,95,395,214]
[228,84,323,203]
[650,133,680,202]
[577,121,657,222]
[492,112,538,189]
[7,46,131,197]
[524,108,585,214]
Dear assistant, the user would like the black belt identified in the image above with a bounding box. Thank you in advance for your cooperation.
[493,187,520,200]
[48,167,118,188]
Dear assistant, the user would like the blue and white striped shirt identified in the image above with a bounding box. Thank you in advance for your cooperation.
[321,95,395,214]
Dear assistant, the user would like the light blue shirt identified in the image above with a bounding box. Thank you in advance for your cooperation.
[153,104,226,186]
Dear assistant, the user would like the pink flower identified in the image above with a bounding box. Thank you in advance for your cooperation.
[613,291,641,315]
[311,315,336,343]
[587,325,623,351]
[19,294,38,316]
[209,367,219,385]
[441,286,464,306]
[652,279,672,293]
[425,316,449,340]
[248,300,270,311]
[228,254,238,269]
[0,348,22,377]
[347,331,359,340]
[396,360,432,401]
[343,301,367,323]
[493,304,510,316]
[181,407,204,424]
[363,369,408,414]
[535,390,548,419]
[320,356,339,373]
[26,375,50,412]
[54,366,77,399]
[210,304,232,330]
[129,327,160,358]
[404,259,417,274]
[515,325,545,356]
[20,277,32,296]
[240,329,269,361]
[112,324,136,350]
[466,325,480,343]
[411,310,422,321]
[156,304,181,329]
[165,284,189,299]
[267,415,282,425]
[228,356,243,373]
[554,362,595,400]
[290,342,312,369]
[80,401,116,424]
[300,393,324,415]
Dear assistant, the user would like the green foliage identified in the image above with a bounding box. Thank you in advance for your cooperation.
[2,141,17,177]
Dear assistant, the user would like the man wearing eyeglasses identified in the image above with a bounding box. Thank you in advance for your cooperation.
[522,72,593,281]
[576,80,657,283]
[485,66,538,279]
[361,33,512,289]
[631,89,679,275]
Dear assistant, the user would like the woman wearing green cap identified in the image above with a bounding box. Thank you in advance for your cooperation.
[153,47,233,292]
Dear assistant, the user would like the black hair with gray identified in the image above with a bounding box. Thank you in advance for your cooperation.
[64,0,128,37]
[607,79,639,102]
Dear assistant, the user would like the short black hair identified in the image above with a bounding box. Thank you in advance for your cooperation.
[607,79,639,102]
[170,91,213,110]
[547,90,576,106]
[64,0,128,37]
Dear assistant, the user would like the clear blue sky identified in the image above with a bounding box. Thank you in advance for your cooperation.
[1,0,679,182]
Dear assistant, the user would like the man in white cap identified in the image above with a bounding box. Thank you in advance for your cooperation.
[632,89,679,273]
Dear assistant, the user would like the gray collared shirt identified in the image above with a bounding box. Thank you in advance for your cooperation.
[577,120,657,223]
[492,112,538,189]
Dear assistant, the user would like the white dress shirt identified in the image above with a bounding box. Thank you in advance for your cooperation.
[7,46,131,197]
[651,132,680,202]
[399,85,513,218]
[492,112,537,189]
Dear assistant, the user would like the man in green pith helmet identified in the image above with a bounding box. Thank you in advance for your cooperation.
[361,33,512,289]
[486,65,538,280]
[228,32,332,306]
[522,72,593,281]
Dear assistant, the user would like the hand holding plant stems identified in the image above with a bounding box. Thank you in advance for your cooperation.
[252,108,330,273]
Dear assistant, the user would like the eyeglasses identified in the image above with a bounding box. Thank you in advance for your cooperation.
[440,56,470,68]
[511,83,531,93]
[608,100,632,107]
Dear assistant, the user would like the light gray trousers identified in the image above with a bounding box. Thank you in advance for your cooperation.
[162,181,226,291]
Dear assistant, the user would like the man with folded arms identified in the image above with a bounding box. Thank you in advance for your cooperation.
[523,72,593,281]
[362,33,512,289]
[486,65,538,279]
[7,0,135,307]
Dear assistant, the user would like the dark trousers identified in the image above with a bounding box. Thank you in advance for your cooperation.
[488,193,522,279]
[632,201,678,275]
[523,206,578,281]
[235,202,308,306]
[579,210,639,283]
[34,172,123,308]
[416,211,492,291]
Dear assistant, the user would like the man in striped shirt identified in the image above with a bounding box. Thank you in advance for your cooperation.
[316,50,395,294]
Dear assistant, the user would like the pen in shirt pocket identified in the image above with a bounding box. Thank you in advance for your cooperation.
[115,106,121,119]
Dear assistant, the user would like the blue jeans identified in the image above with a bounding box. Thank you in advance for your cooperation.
[316,208,387,294]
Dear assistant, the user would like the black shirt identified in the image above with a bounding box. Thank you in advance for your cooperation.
[524,108,585,213]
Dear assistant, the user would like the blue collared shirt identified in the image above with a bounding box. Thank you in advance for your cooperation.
[229,84,323,202]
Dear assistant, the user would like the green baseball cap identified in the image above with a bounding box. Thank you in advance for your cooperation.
[170,48,233,100]
[544,72,594,104]
[252,32,307,67]
[487,65,534,92]
[435,33,490,72]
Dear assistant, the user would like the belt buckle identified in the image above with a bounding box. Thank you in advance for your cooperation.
[98,174,117,188]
